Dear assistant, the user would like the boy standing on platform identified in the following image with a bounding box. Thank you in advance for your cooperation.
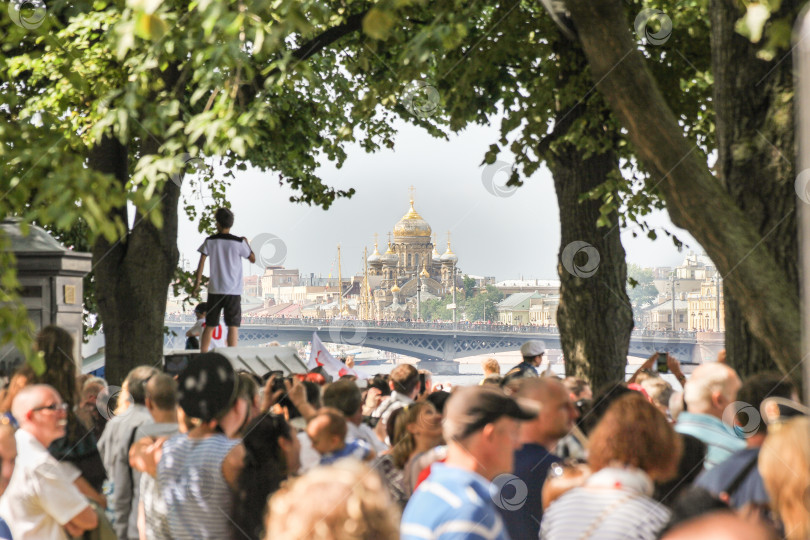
[193,208,255,352]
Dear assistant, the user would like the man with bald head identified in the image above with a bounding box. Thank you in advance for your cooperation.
[0,385,98,539]
[498,376,577,540]
[676,363,745,469]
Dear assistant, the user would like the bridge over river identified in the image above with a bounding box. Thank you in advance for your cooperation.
[165,316,724,373]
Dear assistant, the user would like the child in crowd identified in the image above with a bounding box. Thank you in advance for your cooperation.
[185,303,226,350]
[306,408,374,465]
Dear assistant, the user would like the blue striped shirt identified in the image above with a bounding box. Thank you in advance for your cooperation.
[401,463,510,540]
[157,433,240,540]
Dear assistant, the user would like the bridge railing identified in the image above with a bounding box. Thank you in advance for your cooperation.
[164,314,698,340]
[165,314,559,333]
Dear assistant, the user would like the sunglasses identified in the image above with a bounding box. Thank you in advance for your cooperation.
[31,403,68,413]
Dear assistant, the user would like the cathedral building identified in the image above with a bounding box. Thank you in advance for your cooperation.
[366,194,461,320]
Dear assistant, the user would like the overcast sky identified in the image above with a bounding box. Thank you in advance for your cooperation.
[176,119,702,281]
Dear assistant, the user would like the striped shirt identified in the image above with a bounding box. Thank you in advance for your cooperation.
[157,433,240,540]
[401,463,510,540]
[675,412,746,470]
[540,486,670,540]
[136,423,180,540]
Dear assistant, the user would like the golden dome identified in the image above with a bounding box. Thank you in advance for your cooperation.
[441,239,458,263]
[381,242,398,264]
[367,240,382,264]
[420,266,430,278]
[394,198,432,238]
[391,284,401,292]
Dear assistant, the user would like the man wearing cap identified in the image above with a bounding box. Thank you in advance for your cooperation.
[504,340,546,381]
[401,386,538,540]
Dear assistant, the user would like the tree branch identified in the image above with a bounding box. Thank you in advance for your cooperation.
[564,0,801,382]
[250,11,368,94]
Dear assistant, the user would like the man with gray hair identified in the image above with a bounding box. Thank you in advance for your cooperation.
[675,362,745,469]
[0,385,98,539]
[98,365,159,539]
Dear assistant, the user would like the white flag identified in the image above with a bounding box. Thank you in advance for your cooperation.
[308,332,369,380]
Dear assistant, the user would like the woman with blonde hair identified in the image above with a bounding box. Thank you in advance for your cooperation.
[373,401,443,506]
[759,416,810,540]
[266,460,400,540]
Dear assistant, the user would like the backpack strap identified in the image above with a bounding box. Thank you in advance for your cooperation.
[127,425,141,489]
[719,450,759,501]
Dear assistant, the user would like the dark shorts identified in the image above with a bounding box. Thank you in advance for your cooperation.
[206,294,241,327]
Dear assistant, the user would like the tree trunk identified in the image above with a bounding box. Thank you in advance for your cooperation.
[542,38,634,389]
[90,137,180,385]
[564,0,802,387]
[549,142,633,388]
[710,0,799,378]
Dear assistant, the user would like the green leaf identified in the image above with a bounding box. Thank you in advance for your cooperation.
[134,12,168,41]
[363,8,395,40]
[128,0,162,15]
[115,20,136,59]
[27,351,46,377]
[254,27,265,54]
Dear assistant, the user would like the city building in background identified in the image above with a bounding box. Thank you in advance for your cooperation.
[687,279,725,332]
[642,252,724,332]
[167,223,725,333]
[496,292,543,325]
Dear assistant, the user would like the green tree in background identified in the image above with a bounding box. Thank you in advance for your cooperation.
[461,275,476,299]
[421,295,452,322]
[627,264,659,323]
[465,285,504,322]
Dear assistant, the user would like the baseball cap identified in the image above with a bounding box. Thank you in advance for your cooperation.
[177,352,238,422]
[443,386,539,441]
[520,340,546,357]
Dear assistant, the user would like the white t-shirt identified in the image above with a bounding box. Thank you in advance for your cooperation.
[198,233,252,295]
[187,318,227,349]
[347,421,386,454]
[204,322,227,349]
[0,430,90,540]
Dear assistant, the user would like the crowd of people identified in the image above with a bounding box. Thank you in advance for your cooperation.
[0,328,808,540]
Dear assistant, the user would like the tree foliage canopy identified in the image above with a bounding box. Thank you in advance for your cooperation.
[1,0,803,385]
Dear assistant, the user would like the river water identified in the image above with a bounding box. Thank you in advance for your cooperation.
[352,350,685,391]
